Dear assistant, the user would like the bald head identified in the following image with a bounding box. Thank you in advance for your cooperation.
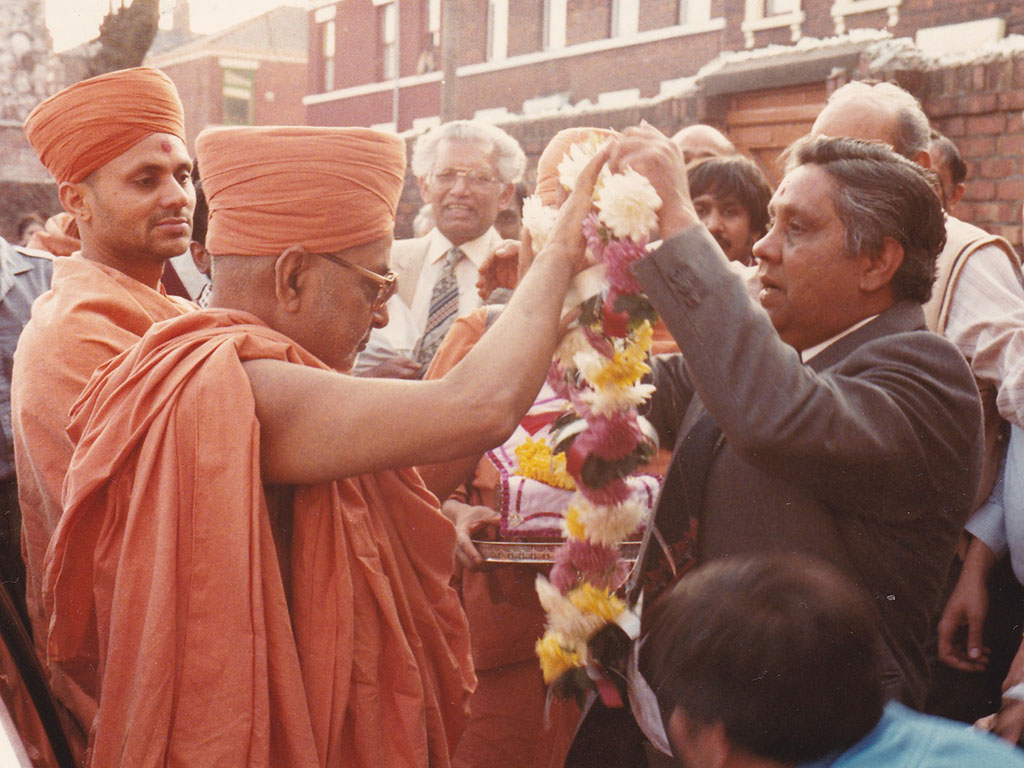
[812,82,931,164]
[671,124,735,164]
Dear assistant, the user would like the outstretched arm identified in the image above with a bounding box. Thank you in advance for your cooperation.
[246,147,609,485]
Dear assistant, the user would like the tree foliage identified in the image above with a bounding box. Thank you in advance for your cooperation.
[84,0,160,77]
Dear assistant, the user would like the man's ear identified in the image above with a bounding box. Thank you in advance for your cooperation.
[667,709,731,768]
[417,175,432,204]
[860,236,904,293]
[58,181,90,222]
[190,241,211,276]
[913,148,932,170]
[949,182,966,210]
[273,244,312,312]
[497,182,515,208]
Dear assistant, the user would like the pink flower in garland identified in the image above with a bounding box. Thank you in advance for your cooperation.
[576,475,632,506]
[551,538,632,593]
[574,410,644,462]
[546,361,572,400]
[601,237,647,297]
[582,212,607,262]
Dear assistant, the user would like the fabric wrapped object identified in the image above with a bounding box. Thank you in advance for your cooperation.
[24,67,185,184]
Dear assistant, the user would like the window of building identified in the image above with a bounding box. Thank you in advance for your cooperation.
[543,0,567,50]
[679,0,712,25]
[487,0,508,60]
[830,0,902,34]
[742,0,804,47]
[380,2,398,80]
[321,19,335,92]
[428,0,441,46]
[222,67,254,125]
[611,0,639,37]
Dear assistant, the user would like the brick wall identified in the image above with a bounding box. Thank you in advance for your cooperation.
[881,56,1024,250]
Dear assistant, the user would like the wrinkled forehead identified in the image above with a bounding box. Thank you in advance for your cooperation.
[769,164,838,216]
[434,138,498,170]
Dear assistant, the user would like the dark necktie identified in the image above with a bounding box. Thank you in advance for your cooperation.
[414,247,462,368]
[628,409,722,604]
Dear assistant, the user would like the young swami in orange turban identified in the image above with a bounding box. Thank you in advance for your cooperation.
[24,67,185,185]
[196,126,407,258]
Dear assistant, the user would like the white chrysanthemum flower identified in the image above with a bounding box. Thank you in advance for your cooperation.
[521,194,559,251]
[557,136,609,192]
[571,496,645,547]
[536,576,605,644]
[579,383,657,416]
[573,348,612,389]
[554,327,590,371]
[594,168,662,241]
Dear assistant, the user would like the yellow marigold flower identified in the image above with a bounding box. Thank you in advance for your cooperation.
[568,582,626,623]
[515,437,576,490]
[536,631,582,684]
[565,503,586,540]
[631,320,654,353]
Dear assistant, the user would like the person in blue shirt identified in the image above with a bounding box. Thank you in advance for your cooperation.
[636,554,1024,768]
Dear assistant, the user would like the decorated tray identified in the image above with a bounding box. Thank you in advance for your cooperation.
[472,538,642,564]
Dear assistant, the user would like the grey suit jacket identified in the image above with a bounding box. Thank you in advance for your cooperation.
[633,227,984,707]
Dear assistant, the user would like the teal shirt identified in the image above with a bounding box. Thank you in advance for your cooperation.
[800,702,1024,768]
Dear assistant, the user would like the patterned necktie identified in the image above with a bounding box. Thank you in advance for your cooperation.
[414,247,462,368]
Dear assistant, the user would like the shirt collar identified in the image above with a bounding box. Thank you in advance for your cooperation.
[426,227,498,269]
[801,314,878,363]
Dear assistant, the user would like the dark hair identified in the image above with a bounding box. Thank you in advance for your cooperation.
[16,213,45,241]
[928,130,967,187]
[639,555,885,764]
[191,162,208,247]
[688,155,773,236]
[785,135,945,304]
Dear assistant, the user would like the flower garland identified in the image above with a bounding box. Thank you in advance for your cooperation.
[527,133,662,703]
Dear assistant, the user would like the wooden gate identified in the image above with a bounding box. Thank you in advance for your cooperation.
[724,82,827,186]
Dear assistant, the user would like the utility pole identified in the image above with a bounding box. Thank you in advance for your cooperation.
[440,0,458,121]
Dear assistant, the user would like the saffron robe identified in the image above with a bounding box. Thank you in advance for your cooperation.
[44,309,474,767]
[12,253,193,734]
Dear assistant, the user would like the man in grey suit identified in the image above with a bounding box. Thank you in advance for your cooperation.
[618,129,981,711]
[566,127,983,768]
[603,126,980,703]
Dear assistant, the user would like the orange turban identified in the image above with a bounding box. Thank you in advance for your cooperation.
[535,127,617,206]
[196,126,406,256]
[24,67,185,185]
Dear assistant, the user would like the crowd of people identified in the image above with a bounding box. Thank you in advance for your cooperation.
[1,64,1024,768]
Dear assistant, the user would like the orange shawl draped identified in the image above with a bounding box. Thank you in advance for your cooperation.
[12,254,193,728]
[44,310,473,767]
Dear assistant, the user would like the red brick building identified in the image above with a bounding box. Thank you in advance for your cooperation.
[305,2,1024,248]
[146,5,308,153]
[304,0,1023,133]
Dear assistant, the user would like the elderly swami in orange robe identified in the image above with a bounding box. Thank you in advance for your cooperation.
[42,125,607,767]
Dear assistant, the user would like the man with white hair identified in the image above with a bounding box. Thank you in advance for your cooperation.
[356,120,526,378]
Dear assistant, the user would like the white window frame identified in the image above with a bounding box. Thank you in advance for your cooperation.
[428,0,441,45]
[380,2,398,80]
[679,0,712,26]
[543,0,567,50]
[830,0,901,34]
[487,0,509,61]
[741,0,804,48]
[611,0,639,38]
[322,19,335,92]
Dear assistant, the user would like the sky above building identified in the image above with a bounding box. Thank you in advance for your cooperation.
[45,0,302,52]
